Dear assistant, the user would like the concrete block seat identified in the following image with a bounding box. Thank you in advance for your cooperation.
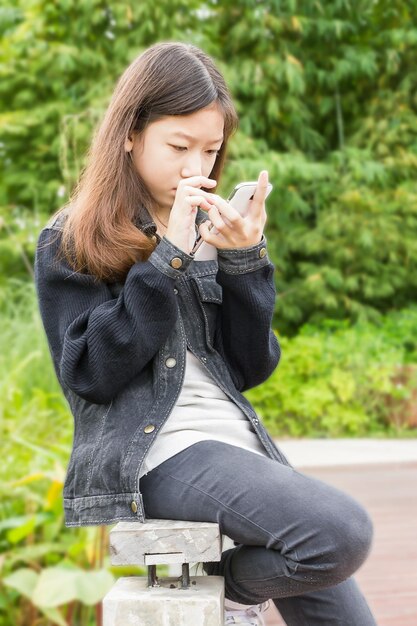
[103,519,225,626]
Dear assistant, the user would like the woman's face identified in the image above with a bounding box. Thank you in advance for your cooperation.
[126,102,224,212]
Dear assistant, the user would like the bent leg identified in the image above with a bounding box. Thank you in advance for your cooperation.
[274,577,377,626]
[140,440,376,624]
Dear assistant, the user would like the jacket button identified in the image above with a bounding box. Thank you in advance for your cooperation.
[144,424,155,434]
[151,235,158,244]
[173,288,178,294]
[259,247,267,258]
[131,501,138,513]
[170,257,183,269]
[253,418,259,425]
[165,357,177,368]
[201,357,207,363]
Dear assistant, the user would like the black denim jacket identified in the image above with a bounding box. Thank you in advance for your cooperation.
[34,207,289,527]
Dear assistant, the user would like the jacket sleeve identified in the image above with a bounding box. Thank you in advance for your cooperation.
[34,228,194,404]
[214,235,281,392]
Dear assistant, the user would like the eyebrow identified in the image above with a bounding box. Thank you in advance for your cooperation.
[171,131,224,144]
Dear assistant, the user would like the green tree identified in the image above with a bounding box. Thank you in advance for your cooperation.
[0,0,203,211]
[201,0,417,331]
[2,0,417,331]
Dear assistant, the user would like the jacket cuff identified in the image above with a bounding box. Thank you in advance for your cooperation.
[148,236,194,279]
[217,235,270,274]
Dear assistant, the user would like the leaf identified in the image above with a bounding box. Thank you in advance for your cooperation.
[0,515,34,534]
[286,53,303,69]
[45,479,64,509]
[9,472,46,487]
[3,567,38,599]
[290,16,302,32]
[31,566,115,607]
[38,606,68,626]
[7,516,37,544]
[4,543,71,568]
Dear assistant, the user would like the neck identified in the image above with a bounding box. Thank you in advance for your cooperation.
[152,209,170,236]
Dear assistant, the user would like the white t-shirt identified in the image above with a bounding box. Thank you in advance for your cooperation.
[139,348,267,477]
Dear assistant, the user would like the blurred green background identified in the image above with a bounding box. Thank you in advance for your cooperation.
[1,0,417,624]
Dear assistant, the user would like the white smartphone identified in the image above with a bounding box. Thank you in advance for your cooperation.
[191,180,273,259]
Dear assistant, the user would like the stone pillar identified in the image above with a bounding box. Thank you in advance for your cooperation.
[103,519,224,626]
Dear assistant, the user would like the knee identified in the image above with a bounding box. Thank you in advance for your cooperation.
[325,498,374,584]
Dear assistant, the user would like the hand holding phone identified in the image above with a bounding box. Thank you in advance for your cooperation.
[191,175,273,259]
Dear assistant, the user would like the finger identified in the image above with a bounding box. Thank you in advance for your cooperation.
[199,219,226,244]
[198,220,212,237]
[178,176,217,190]
[207,204,231,233]
[185,196,215,211]
[250,170,269,211]
[205,193,242,225]
[199,220,217,242]
[185,195,212,206]
[183,186,217,201]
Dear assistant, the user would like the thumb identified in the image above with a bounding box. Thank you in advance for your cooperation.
[199,220,212,237]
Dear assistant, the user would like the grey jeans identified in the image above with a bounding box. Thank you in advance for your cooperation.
[140,441,377,625]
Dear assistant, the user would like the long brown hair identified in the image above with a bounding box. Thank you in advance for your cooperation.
[56,41,239,282]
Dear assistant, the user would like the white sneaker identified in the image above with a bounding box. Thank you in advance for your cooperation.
[224,599,270,625]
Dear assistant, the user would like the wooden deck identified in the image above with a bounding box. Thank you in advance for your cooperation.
[264,462,417,625]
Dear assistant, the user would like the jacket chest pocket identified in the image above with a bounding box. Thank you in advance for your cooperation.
[192,274,223,350]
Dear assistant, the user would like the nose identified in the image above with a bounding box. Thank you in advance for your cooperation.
[181,150,203,179]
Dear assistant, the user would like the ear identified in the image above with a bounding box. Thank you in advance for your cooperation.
[124,136,133,152]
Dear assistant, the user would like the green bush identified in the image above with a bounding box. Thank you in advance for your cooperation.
[0,279,135,626]
[0,207,42,282]
[245,311,417,437]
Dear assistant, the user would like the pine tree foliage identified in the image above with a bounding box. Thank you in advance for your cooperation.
[0,0,203,207]
[1,0,417,332]
[200,0,417,331]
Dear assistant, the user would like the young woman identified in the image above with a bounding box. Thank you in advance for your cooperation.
[35,41,377,626]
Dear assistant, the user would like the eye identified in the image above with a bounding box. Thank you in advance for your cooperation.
[170,145,220,156]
